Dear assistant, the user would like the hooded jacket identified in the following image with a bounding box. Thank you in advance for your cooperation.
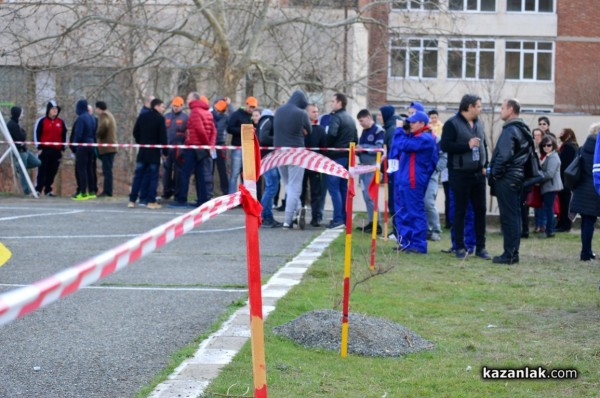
[186,99,217,146]
[72,99,97,145]
[380,105,398,151]
[258,109,274,157]
[489,118,531,183]
[34,100,67,150]
[227,107,253,146]
[572,134,600,216]
[273,90,312,148]
[7,107,27,152]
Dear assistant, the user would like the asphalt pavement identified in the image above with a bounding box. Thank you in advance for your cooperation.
[0,196,324,398]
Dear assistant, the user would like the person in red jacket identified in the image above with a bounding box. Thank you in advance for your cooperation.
[169,92,217,208]
[34,100,68,196]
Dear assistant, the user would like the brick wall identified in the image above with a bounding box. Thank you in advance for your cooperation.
[555,0,600,113]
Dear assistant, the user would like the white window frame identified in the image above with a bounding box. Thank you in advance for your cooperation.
[505,40,554,82]
[506,0,554,13]
[391,0,440,11]
[389,38,438,80]
[446,39,495,80]
[448,0,496,12]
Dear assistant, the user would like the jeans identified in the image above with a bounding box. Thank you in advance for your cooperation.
[542,191,557,236]
[228,149,242,194]
[495,178,523,257]
[15,151,41,194]
[425,171,441,233]
[449,171,487,252]
[99,152,116,196]
[580,214,597,259]
[279,165,305,225]
[534,207,546,229]
[129,162,159,204]
[176,149,213,205]
[359,171,375,222]
[327,157,349,224]
[214,148,229,195]
[36,148,62,194]
[162,149,181,198]
[260,168,280,220]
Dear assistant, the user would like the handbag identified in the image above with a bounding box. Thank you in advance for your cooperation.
[563,150,582,190]
[525,185,542,208]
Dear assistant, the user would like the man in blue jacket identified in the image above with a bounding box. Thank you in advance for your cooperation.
[389,111,437,253]
[71,99,97,200]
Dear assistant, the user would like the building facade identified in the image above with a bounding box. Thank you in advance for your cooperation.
[364,0,599,115]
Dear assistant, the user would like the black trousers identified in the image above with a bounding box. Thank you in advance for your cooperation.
[36,148,62,194]
[75,147,95,194]
[495,178,523,257]
[449,171,487,251]
[300,170,323,222]
[556,188,573,230]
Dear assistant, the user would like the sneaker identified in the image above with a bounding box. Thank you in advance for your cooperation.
[429,232,441,241]
[327,221,345,230]
[167,202,189,209]
[97,192,112,198]
[441,247,455,254]
[475,249,491,260]
[310,219,321,227]
[262,218,283,228]
[492,255,519,264]
[46,191,56,197]
[147,202,162,210]
[86,193,97,199]
[127,202,135,208]
[296,207,306,230]
[282,223,293,229]
[455,249,467,259]
[357,222,373,233]
[71,193,88,201]
[138,202,148,207]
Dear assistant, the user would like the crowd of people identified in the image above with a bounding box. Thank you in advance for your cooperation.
[6,92,600,264]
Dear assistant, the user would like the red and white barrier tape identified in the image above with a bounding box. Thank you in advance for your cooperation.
[260,149,349,179]
[349,165,379,177]
[0,192,241,327]
[1,140,385,153]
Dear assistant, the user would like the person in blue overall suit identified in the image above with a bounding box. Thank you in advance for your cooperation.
[388,111,438,253]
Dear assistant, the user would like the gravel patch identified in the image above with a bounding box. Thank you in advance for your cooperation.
[273,309,434,357]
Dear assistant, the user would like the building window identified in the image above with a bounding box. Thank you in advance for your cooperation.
[449,0,495,11]
[392,0,440,10]
[447,39,495,79]
[507,0,553,12]
[390,38,438,79]
[505,41,553,81]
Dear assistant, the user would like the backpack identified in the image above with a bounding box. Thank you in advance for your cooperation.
[522,130,543,187]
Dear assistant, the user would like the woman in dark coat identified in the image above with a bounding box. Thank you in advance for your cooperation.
[556,128,579,232]
[569,123,600,261]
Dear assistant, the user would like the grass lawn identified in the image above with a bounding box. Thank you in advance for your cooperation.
[203,219,600,397]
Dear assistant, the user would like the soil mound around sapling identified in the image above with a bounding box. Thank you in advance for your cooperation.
[273,309,434,357]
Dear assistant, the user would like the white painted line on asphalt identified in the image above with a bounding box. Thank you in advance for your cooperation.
[0,210,84,221]
[149,227,344,398]
[0,226,246,239]
[0,283,246,293]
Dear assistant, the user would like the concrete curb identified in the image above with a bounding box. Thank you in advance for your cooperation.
[149,228,344,398]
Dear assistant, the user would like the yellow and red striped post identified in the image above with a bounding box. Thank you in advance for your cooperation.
[382,145,389,241]
[369,151,382,271]
[341,143,356,358]
[240,124,268,397]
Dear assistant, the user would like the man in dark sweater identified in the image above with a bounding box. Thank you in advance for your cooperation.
[128,98,168,209]
[71,99,97,200]
[227,96,257,193]
[440,94,490,260]
[7,106,41,195]
[326,92,358,229]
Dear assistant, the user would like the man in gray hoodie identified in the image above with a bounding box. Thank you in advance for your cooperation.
[273,90,312,229]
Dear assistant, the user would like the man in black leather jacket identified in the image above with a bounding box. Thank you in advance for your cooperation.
[489,98,532,264]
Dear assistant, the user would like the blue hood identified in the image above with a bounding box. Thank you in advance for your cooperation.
[76,99,89,116]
